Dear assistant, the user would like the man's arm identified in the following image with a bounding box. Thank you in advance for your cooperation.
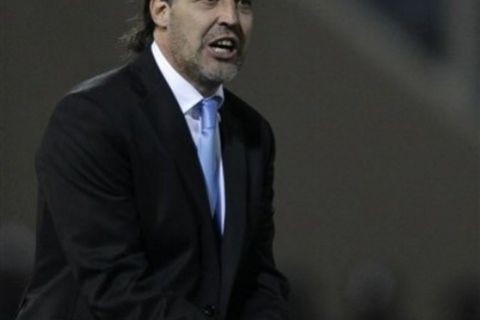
[36,93,205,320]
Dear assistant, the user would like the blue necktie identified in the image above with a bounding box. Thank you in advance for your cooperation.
[197,97,222,234]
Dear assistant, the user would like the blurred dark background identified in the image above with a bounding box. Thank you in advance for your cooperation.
[1,0,479,319]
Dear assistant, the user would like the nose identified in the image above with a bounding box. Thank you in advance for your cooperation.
[217,0,240,26]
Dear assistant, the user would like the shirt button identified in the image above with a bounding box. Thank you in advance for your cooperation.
[201,304,216,317]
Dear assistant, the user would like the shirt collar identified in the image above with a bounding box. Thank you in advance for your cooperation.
[151,42,224,115]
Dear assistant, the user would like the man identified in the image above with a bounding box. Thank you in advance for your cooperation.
[16,0,289,319]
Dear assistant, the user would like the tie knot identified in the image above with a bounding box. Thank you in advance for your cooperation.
[201,97,221,130]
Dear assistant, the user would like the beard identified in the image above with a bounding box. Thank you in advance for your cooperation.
[195,56,241,86]
[168,21,245,90]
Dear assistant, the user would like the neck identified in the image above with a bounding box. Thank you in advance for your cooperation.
[194,79,221,98]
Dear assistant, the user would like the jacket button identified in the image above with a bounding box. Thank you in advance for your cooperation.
[201,304,216,317]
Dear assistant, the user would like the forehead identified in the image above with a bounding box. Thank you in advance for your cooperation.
[169,0,254,6]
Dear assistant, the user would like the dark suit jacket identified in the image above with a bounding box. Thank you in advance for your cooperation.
[16,49,289,320]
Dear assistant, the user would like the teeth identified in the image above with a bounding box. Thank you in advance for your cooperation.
[213,39,234,48]
[213,47,228,53]
[210,38,237,55]
[218,40,233,46]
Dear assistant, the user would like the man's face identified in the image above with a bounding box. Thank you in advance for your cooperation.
[153,0,253,92]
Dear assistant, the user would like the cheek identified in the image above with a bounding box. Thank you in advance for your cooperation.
[185,25,206,49]
[240,17,253,37]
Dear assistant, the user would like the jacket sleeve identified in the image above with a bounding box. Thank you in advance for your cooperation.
[36,93,206,320]
[237,122,290,320]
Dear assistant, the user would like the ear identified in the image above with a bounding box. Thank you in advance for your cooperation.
[150,0,171,28]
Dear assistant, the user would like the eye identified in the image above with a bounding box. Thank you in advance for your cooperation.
[199,0,219,8]
[237,0,252,9]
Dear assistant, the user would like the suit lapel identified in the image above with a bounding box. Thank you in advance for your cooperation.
[219,100,247,312]
[130,50,214,232]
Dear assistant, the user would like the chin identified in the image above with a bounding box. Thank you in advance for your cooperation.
[204,65,240,84]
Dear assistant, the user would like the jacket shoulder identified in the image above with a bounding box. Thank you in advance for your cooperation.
[224,90,266,122]
[49,62,146,134]
[67,63,142,105]
[224,89,274,140]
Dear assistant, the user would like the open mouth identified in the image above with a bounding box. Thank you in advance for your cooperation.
[208,37,239,60]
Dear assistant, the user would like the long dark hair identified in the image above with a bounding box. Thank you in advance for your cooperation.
[122,0,168,54]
